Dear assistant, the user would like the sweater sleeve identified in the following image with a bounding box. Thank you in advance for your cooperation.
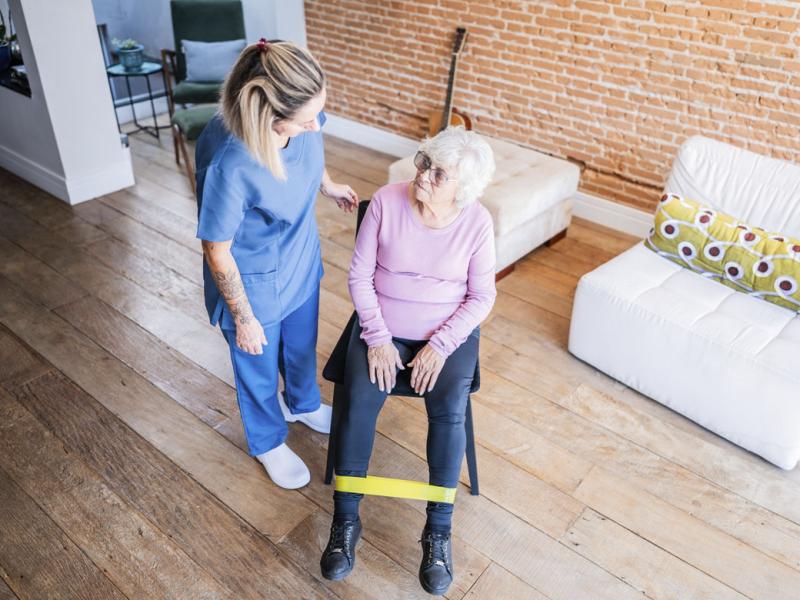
[428,215,497,358]
[348,194,394,347]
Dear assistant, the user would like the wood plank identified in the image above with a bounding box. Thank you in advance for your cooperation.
[12,370,334,600]
[124,172,199,223]
[0,202,232,385]
[573,466,800,600]
[84,234,209,325]
[0,236,87,310]
[489,290,570,347]
[545,233,618,266]
[0,392,234,600]
[98,211,202,273]
[562,384,800,527]
[0,460,125,600]
[102,187,199,250]
[496,272,574,319]
[526,244,608,279]
[0,275,313,541]
[513,260,579,298]
[562,508,746,600]
[463,563,548,599]
[0,579,17,600]
[132,152,194,198]
[54,295,239,440]
[0,325,52,390]
[568,218,639,256]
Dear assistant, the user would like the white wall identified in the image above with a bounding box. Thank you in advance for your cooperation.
[0,0,134,205]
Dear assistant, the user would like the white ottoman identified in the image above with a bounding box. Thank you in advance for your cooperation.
[388,136,580,274]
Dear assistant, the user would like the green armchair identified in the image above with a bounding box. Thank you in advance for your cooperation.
[161,0,245,193]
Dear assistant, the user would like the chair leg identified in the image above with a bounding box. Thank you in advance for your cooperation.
[173,129,180,165]
[173,124,196,196]
[325,382,345,485]
[465,395,479,496]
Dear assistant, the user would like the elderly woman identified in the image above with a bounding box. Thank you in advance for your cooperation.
[320,127,496,595]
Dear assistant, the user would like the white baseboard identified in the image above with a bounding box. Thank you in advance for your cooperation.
[0,142,70,201]
[65,146,135,204]
[324,113,418,158]
[572,191,652,238]
[325,112,654,236]
[0,142,135,205]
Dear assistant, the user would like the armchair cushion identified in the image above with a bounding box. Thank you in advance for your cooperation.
[172,105,218,141]
[172,80,222,105]
[182,38,245,82]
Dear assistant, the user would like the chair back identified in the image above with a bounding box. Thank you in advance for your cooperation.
[170,0,245,83]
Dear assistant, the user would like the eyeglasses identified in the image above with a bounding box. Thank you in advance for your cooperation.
[413,151,457,187]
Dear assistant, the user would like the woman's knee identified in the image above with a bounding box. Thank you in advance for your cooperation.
[425,385,469,421]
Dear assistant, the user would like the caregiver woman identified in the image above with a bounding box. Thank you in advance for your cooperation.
[195,39,357,489]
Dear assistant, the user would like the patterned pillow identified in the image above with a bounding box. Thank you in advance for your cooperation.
[645,193,800,312]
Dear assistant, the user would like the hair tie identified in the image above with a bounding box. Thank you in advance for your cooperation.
[257,37,269,52]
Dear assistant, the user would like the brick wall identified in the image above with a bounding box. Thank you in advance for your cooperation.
[305,0,800,213]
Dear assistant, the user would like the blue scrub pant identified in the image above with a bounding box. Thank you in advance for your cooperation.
[222,286,322,456]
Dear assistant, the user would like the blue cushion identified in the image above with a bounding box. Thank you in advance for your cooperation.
[181,38,246,83]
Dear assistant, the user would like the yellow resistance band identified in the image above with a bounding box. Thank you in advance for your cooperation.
[335,475,457,504]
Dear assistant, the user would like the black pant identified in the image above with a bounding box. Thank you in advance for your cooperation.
[333,326,478,530]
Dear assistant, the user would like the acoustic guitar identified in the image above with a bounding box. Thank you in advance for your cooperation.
[428,27,472,136]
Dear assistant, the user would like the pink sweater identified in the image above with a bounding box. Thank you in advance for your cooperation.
[348,182,496,358]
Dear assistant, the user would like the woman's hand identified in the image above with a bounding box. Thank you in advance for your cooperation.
[367,342,404,392]
[320,179,359,213]
[236,318,268,355]
[408,344,445,394]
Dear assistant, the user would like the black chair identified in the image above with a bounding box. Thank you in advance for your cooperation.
[322,200,480,496]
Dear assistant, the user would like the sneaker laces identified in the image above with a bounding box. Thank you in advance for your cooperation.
[421,531,449,567]
[329,520,355,558]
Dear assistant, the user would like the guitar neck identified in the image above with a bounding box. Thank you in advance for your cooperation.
[440,54,460,133]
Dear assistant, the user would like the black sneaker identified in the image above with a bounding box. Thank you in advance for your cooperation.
[418,527,453,595]
[320,518,362,581]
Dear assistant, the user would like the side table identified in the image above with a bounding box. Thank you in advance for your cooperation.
[106,61,170,140]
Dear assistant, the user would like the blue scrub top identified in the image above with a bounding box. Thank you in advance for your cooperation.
[195,111,327,329]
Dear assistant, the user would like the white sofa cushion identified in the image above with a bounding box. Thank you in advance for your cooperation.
[666,136,800,238]
[388,136,580,237]
[570,242,800,469]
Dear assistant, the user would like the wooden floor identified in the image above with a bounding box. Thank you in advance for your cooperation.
[1,127,800,600]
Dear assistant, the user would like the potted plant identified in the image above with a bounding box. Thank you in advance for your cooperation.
[0,9,11,72]
[113,37,145,72]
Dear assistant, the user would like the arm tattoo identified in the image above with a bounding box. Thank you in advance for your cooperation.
[213,269,245,299]
[213,268,254,325]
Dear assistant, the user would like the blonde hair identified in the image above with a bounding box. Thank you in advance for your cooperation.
[221,40,325,181]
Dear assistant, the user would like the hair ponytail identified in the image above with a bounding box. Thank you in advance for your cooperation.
[221,41,324,181]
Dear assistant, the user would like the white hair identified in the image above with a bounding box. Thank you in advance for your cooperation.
[418,126,495,207]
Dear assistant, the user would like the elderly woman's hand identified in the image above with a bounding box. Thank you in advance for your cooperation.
[408,344,445,395]
[367,343,405,392]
